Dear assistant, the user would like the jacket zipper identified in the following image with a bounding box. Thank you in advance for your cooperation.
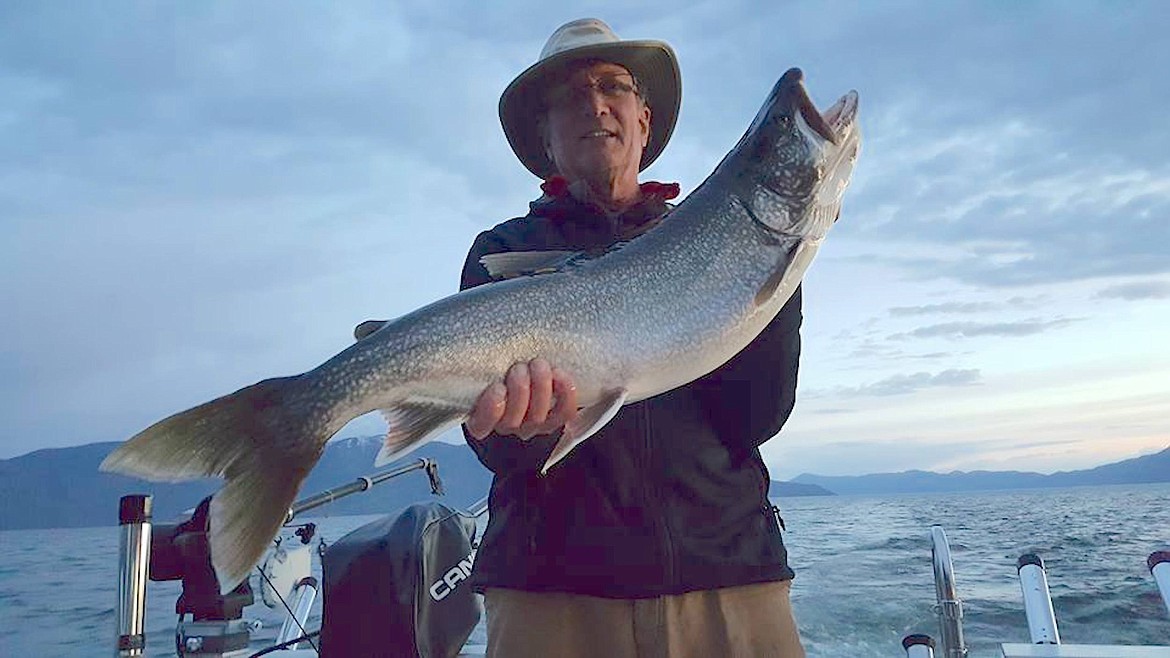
[756,450,787,534]
[527,476,544,556]
[642,402,676,589]
[769,503,786,532]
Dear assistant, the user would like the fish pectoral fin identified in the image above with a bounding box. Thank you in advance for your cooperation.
[540,388,629,475]
[754,239,818,308]
[479,250,579,279]
[377,398,468,466]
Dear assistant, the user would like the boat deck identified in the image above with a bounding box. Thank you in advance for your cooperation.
[1000,645,1170,657]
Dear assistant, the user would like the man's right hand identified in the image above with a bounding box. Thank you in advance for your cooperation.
[465,358,578,441]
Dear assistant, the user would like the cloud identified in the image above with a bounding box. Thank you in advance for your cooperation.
[852,152,1170,287]
[915,352,956,359]
[809,407,857,416]
[0,3,542,455]
[837,368,981,397]
[1094,280,1170,301]
[888,318,1079,340]
[889,302,997,316]
[2,1,1168,468]
[774,435,1095,478]
[831,4,1170,289]
[843,343,966,363]
[1006,295,1052,309]
[845,340,899,360]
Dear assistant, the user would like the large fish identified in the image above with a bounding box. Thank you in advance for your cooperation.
[102,68,861,592]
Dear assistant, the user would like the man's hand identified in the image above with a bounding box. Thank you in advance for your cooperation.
[465,358,578,441]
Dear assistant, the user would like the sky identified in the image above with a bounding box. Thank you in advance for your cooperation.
[2,1,1167,479]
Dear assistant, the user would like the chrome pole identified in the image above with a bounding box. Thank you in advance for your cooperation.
[1149,550,1170,617]
[903,633,936,657]
[115,494,152,657]
[275,576,319,648]
[930,525,967,658]
[1017,553,1060,643]
[286,458,436,522]
[468,495,489,518]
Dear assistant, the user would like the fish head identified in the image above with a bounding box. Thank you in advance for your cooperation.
[721,68,861,239]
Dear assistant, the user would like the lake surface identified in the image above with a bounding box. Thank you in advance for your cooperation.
[2,484,1168,656]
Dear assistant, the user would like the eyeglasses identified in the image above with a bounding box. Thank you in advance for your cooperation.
[545,74,640,110]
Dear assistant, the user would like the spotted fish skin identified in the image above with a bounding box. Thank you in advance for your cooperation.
[101,68,861,593]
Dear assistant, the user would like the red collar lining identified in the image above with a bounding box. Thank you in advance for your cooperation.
[539,176,680,202]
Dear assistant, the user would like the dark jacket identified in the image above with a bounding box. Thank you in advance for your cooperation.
[460,180,802,598]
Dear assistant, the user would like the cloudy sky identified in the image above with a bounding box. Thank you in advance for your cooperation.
[3,1,1167,479]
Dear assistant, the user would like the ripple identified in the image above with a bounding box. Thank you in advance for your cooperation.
[5,484,1168,656]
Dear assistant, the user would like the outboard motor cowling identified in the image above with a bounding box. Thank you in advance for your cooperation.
[318,501,482,657]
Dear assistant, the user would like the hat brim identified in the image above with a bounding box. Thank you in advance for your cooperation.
[500,40,681,180]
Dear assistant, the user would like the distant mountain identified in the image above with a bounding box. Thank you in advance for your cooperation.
[1,436,834,530]
[770,480,834,497]
[0,442,221,531]
[8,440,1160,530]
[792,446,1170,495]
[0,437,491,531]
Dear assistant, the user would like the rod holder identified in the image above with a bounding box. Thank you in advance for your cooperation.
[115,494,152,657]
[1149,550,1170,617]
[275,577,319,648]
[1017,553,1060,644]
[903,633,936,658]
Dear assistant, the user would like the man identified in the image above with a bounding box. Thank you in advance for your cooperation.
[367,18,806,657]
[463,19,807,658]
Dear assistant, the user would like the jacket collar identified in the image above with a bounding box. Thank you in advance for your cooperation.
[530,176,680,227]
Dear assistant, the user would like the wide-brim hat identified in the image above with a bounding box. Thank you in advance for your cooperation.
[500,18,682,180]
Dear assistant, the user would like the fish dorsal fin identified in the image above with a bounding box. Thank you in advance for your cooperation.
[479,212,671,280]
[376,397,468,466]
[480,250,580,280]
[540,388,629,474]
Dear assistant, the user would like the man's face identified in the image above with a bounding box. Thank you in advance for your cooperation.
[543,61,652,183]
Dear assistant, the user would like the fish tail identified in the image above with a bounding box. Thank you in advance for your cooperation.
[101,375,325,593]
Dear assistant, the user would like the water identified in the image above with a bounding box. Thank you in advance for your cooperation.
[2,484,1167,657]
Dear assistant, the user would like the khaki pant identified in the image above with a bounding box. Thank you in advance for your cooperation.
[484,581,805,658]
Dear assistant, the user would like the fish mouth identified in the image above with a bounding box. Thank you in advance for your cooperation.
[817,89,859,144]
[744,68,859,152]
[723,68,861,198]
[780,68,859,146]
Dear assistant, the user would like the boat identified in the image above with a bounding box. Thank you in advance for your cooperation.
[902,527,1170,658]
[109,467,1170,657]
[112,458,489,657]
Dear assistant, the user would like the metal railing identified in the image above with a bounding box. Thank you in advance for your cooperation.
[115,495,152,657]
[930,525,968,658]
